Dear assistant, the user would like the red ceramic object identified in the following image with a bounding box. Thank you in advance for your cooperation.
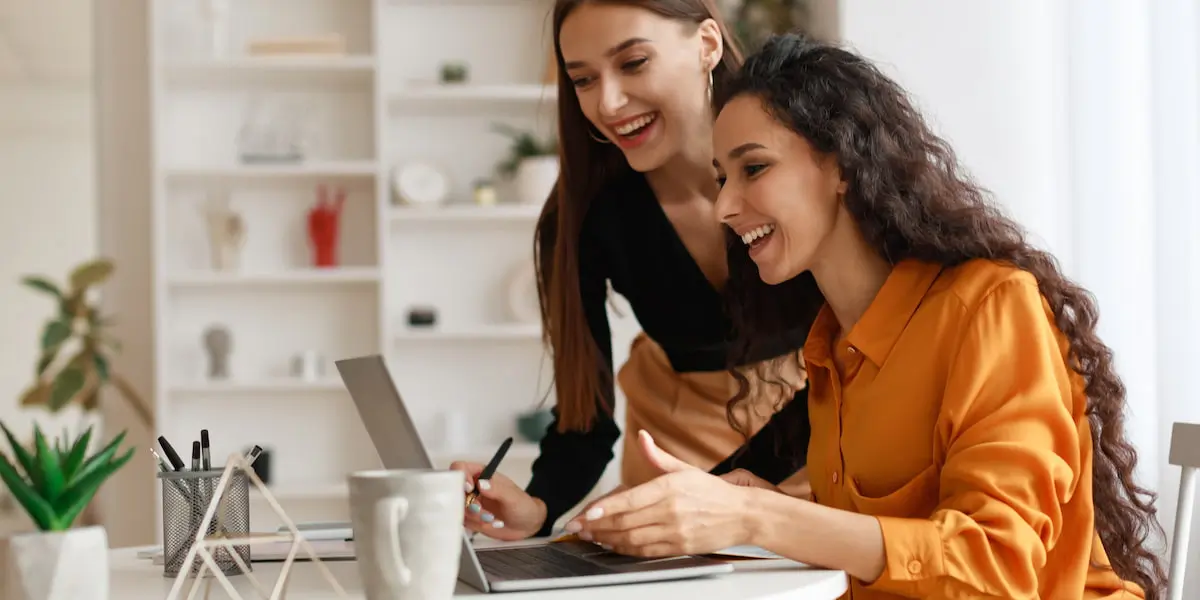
[308,185,345,268]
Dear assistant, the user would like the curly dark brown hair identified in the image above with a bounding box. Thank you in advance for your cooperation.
[715,33,1167,598]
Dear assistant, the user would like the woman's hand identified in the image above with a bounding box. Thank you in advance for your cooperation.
[563,431,755,557]
[559,483,628,535]
[449,461,547,541]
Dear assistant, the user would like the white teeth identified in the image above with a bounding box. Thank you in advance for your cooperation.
[741,224,775,246]
[614,113,656,135]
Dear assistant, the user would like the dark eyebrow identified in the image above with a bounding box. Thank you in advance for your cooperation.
[564,37,651,70]
[728,142,766,159]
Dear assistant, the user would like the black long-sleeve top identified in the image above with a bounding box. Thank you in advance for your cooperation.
[525,170,811,536]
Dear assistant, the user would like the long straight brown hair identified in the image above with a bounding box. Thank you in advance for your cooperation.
[535,0,744,432]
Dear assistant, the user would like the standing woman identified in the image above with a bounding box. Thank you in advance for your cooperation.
[450,0,813,540]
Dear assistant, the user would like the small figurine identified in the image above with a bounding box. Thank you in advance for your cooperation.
[307,185,345,268]
[203,325,232,379]
[203,194,245,271]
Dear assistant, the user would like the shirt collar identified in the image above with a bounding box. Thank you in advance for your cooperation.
[803,260,944,368]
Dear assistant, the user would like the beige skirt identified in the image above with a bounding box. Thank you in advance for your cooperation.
[616,333,811,496]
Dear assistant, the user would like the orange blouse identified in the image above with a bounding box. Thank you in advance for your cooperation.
[802,259,1144,599]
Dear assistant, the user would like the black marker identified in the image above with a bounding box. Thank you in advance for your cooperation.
[200,429,211,470]
[191,441,201,471]
[157,436,186,471]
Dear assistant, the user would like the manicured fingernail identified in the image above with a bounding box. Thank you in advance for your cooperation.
[579,531,592,541]
[492,521,505,529]
[564,521,581,533]
[463,481,473,493]
[479,479,491,491]
[600,543,612,551]
[482,512,494,523]
[585,507,603,520]
[468,503,481,513]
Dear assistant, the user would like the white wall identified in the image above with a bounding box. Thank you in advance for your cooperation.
[0,0,97,531]
[839,0,1071,264]
[0,4,96,453]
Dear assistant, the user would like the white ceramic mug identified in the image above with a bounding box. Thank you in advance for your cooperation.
[348,469,464,600]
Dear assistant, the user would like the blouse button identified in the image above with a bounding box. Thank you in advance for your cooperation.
[831,471,839,484]
[907,560,922,575]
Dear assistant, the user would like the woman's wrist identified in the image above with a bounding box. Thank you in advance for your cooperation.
[742,486,813,555]
[528,496,549,533]
[743,486,886,582]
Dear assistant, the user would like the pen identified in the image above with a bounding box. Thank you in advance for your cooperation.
[466,437,513,508]
[151,447,192,499]
[149,446,172,473]
[200,429,211,470]
[191,441,201,471]
[157,436,186,471]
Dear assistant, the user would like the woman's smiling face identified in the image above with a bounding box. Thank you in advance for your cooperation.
[712,94,847,284]
[558,3,721,172]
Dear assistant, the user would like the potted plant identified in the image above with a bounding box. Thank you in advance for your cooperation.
[0,422,133,600]
[492,123,559,206]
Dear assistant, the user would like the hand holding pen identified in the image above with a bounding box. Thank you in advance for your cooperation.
[449,438,547,542]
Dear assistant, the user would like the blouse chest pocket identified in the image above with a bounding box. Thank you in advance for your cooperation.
[845,463,941,519]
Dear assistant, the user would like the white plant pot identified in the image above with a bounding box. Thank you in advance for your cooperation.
[1,526,109,600]
[514,156,559,205]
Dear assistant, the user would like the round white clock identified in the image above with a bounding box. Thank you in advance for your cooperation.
[392,161,449,207]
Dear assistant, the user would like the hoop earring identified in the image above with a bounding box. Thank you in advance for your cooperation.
[588,126,612,144]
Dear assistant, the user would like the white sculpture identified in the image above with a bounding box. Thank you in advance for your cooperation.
[164,451,349,600]
[203,195,245,271]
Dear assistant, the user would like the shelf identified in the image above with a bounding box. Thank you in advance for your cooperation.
[164,161,378,183]
[160,56,376,87]
[169,268,381,287]
[170,378,346,395]
[395,323,541,342]
[389,83,556,106]
[389,204,542,223]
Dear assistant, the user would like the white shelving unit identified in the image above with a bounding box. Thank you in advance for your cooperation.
[148,0,638,536]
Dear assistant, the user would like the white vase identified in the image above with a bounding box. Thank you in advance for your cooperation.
[1,526,109,600]
[514,156,559,205]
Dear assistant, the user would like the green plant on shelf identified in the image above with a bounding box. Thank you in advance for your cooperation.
[0,422,133,531]
[492,122,557,177]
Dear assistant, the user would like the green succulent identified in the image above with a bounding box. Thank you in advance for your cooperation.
[0,421,133,531]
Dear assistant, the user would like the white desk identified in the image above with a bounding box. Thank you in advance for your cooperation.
[109,546,848,599]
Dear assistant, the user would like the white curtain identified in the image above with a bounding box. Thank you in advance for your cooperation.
[1055,0,1200,591]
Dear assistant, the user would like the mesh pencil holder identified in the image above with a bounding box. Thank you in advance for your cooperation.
[158,468,252,578]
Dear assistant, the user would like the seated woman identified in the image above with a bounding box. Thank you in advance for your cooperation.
[563,33,1166,599]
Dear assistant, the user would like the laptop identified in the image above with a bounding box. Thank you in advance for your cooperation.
[333,354,736,592]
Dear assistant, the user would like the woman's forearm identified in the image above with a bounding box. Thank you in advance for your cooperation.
[743,487,887,583]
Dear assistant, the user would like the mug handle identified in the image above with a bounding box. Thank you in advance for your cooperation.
[375,497,413,587]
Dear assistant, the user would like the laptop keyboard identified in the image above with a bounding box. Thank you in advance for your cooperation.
[476,541,642,581]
